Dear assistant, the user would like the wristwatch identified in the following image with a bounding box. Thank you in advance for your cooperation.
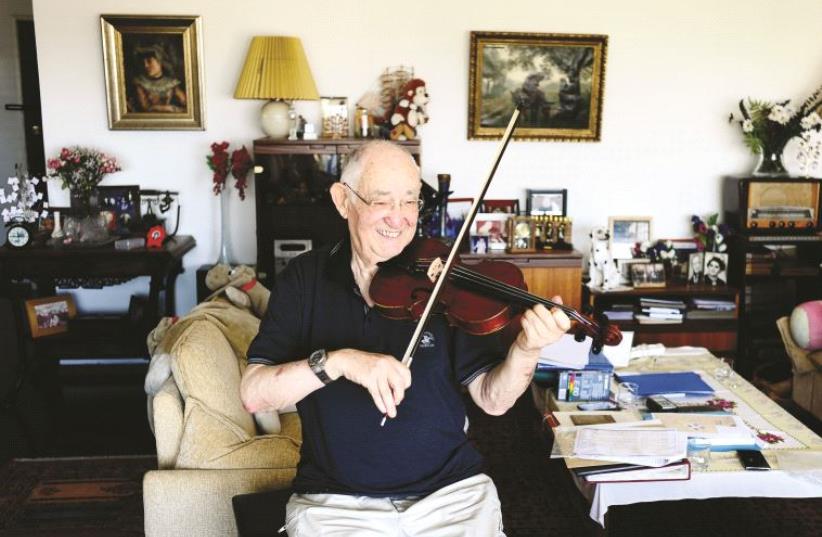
[308,349,332,385]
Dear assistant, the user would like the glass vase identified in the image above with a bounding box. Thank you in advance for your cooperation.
[217,186,234,265]
[753,148,788,177]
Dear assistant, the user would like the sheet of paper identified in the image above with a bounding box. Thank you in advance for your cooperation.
[573,427,687,467]
[538,331,634,368]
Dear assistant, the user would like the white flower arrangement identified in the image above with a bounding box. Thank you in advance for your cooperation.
[1,174,48,224]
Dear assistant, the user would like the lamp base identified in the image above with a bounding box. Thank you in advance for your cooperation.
[261,100,291,139]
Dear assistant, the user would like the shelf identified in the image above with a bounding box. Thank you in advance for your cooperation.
[610,319,738,332]
[34,315,149,359]
[590,284,738,298]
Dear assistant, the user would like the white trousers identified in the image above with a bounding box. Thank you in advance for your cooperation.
[283,473,506,536]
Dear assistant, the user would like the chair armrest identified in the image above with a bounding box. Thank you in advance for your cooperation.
[152,377,184,469]
[776,317,818,375]
[143,468,295,537]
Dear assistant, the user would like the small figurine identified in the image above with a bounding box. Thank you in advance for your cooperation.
[389,78,429,141]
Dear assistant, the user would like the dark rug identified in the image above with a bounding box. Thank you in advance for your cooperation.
[0,455,156,537]
[467,392,822,537]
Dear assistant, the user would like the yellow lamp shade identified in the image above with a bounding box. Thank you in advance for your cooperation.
[234,36,319,100]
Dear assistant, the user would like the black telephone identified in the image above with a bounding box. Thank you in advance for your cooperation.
[737,449,771,471]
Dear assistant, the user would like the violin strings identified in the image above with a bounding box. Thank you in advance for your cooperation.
[448,265,592,327]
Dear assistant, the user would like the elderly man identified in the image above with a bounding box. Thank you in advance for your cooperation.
[241,140,570,536]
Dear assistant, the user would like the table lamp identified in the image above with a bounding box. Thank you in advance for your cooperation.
[234,36,319,138]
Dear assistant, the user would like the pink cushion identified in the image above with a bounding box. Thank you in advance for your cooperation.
[790,301,822,350]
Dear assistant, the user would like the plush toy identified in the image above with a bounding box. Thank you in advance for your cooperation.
[205,264,270,318]
[789,300,822,350]
[588,227,620,290]
[389,78,429,141]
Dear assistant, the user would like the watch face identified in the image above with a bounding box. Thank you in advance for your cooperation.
[7,225,30,248]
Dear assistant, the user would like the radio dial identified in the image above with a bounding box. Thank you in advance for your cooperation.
[769,221,777,228]
[807,221,815,228]
[750,221,758,228]
[778,221,786,228]
[788,221,796,228]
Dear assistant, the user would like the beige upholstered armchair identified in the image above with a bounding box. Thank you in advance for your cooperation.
[776,316,822,421]
[142,299,301,537]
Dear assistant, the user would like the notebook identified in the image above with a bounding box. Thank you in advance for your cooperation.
[615,372,714,397]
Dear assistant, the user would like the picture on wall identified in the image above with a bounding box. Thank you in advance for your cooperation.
[526,189,567,216]
[468,31,608,141]
[101,15,205,130]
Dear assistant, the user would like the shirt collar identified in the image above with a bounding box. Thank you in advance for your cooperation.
[326,233,355,288]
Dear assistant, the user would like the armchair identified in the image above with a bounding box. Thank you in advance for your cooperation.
[142,299,301,537]
[776,314,822,421]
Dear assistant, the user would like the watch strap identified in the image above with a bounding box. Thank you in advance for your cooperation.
[309,349,332,385]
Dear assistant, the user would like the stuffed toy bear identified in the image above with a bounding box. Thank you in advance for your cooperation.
[389,78,429,141]
[205,264,270,318]
[588,227,620,290]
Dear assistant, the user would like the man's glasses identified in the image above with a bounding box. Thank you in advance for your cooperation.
[343,182,423,215]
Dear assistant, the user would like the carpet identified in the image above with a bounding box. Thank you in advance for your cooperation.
[0,455,155,537]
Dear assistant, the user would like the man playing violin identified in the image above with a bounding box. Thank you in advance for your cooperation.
[241,140,570,536]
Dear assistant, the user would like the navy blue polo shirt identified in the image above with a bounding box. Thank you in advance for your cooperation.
[247,238,505,497]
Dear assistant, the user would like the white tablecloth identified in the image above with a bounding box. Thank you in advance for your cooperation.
[576,469,822,526]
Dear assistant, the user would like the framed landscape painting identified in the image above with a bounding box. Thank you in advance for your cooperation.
[468,31,608,141]
[100,14,205,130]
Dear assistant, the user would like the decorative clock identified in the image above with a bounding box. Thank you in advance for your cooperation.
[6,222,31,249]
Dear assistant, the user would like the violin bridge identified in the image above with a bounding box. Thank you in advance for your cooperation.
[427,257,444,283]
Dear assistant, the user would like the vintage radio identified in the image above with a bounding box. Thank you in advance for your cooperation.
[723,177,821,233]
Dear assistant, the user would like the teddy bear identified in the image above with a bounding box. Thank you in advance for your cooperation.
[588,227,621,290]
[204,263,270,318]
[389,78,429,141]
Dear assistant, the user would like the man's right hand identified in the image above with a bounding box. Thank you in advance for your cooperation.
[326,349,412,418]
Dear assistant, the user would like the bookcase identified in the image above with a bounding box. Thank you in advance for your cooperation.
[584,284,739,356]
[728,234,822,378]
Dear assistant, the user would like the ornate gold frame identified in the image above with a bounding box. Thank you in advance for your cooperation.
[468,31,607,142]
[101,14,205,130]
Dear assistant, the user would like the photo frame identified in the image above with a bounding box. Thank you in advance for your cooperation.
[509,216,536,253]
[25,295,77,338]
[631,262,666,288]
[703,253,729,286]
[526,189,567,216]
[101,15,205,130]
[444,198,474,240]
[468,31,608,141]
[472,212,510,252]
[321,96,349,138]
[617,258,649,285]
[97,185,142,236]
[608,216,652,260]
[480,199,520,214]
[687,252,705,286]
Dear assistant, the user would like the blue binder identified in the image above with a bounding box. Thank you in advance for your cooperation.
[615,372,714,396]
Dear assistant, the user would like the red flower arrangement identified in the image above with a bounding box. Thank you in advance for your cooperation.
[207,141,251,200]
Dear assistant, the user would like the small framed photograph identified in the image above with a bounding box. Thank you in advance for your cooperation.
[687,252,705,285]
[631,262,666,288]
[100,15,205,130]
[25,295,77,338]
[526,189,567,216]
[98,185,141,236]
[321,96,349,138]
[472,212,510,251]
[608,216,652,260]
[470,235,489,254]
[509,215,536,253]
[444,197,475,240]
[480,199,520,214]
[617,258,650,285]
[703,253,729,286]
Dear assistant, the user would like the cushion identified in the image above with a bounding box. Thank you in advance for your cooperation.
[790,301,822,350]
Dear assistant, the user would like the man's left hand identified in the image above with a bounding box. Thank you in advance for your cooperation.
[513,297,572,354]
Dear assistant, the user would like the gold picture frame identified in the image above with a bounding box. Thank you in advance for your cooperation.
[101,14,205,130]
[25,295,77,338]
[468,31,608,141]
[508,216,537,253]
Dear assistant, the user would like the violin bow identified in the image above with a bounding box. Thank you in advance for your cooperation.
[380,107,521,426]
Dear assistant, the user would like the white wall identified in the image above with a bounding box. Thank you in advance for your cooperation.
[0,0,33,247]
[32,0,822,315]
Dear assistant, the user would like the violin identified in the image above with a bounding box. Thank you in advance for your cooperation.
[370,237,622,354]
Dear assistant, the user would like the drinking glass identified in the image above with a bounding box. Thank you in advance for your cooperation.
[617,382,640,410]
[687,439,711,471]
[713,362,732,383]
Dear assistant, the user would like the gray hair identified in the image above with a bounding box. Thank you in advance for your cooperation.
[339,140,418,190]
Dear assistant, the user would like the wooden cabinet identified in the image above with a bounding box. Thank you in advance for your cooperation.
[728,234,822,377]
[253,138,420,283]
[462,251,583,310]
[585,284,739,356]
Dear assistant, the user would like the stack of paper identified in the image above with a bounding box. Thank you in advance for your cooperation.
[653,413,758,451]
[573,427,688,468]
